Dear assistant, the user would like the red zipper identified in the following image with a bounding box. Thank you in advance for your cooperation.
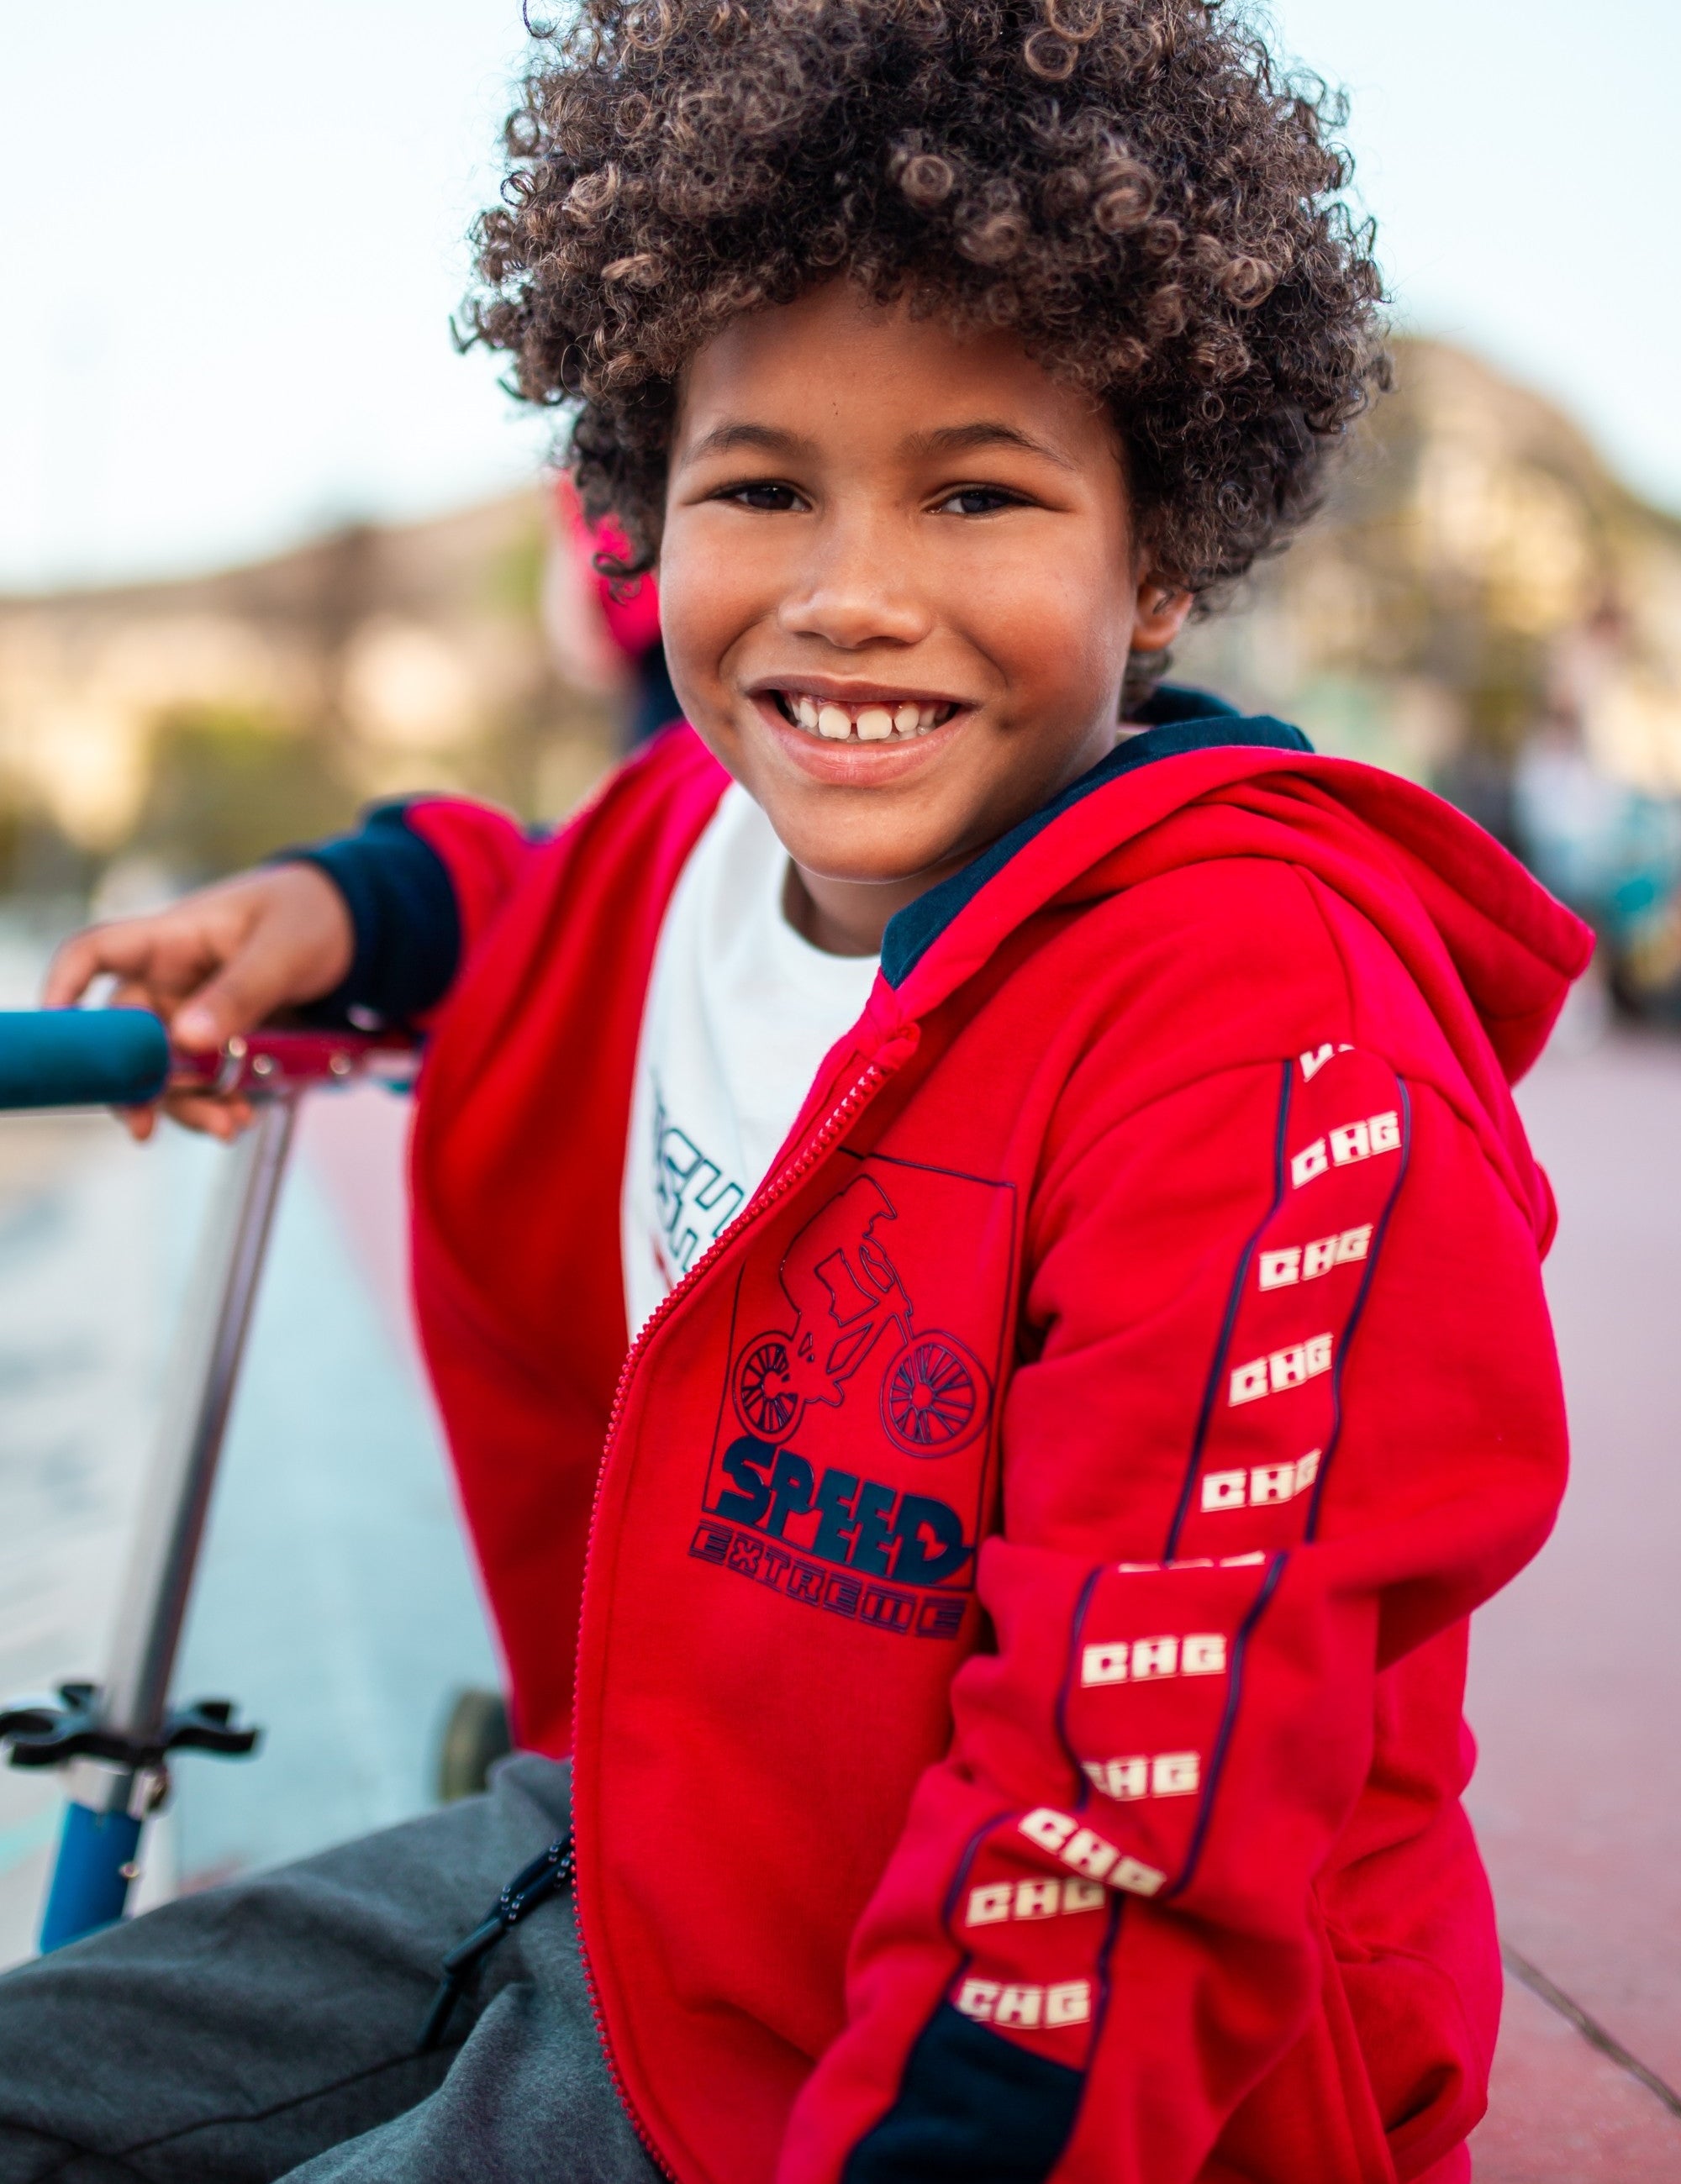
[570,1051,903,2175]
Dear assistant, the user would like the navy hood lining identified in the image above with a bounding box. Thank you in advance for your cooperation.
[881,689,1313,989]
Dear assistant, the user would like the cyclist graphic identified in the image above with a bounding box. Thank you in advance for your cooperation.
[730,1172,990,1455]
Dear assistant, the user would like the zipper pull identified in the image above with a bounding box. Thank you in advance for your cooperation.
[416,1831,575,2051]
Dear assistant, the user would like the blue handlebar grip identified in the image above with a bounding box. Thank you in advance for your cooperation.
[0,1009,171,1112]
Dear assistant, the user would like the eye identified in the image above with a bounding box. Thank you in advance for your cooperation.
[935,484,1029,518]
[716,480,805,513]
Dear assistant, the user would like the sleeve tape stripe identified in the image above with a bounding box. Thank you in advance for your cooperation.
[1163,1058,1294,1560]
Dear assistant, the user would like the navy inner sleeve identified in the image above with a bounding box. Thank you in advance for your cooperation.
[841,2006,1086,2184]
[282,803,462,1029]
[880,688,1312,988]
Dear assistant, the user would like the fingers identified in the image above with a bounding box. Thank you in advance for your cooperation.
[157,1092,256,1141]
[169,950,294,1054]
[41,868,355,1144]
[118,1091,256,1144]
[44,887,263,1050]
[43,921,171,1010]
[105,967,253,1135]
[108,976,169,1018]
[169,871,351,1053]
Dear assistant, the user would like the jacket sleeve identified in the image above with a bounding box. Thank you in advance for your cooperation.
[776,1040,1568,2184]
[285,796,536,1028]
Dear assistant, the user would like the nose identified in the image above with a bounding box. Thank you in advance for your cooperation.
[776,507,933,653]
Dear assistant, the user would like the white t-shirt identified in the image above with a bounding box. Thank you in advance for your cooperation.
[621,784,881,1339]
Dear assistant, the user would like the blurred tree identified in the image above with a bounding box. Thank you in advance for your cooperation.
[132,704,357,882]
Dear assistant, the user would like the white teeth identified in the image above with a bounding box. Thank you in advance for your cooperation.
[781,692,952,740]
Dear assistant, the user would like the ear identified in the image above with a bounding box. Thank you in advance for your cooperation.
[1129,573,1194,658]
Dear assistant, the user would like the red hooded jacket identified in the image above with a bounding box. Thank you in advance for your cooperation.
[303,694,1590,2184]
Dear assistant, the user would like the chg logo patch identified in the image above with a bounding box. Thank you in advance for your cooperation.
[691,1150,1014,1641]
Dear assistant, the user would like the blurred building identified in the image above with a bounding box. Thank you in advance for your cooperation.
[0,496,614,894]
[1178,339,1681,797]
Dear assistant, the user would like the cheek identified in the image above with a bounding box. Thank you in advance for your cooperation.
[650,528,718,692]
[656,514,776,701]
[954,550,1125,693]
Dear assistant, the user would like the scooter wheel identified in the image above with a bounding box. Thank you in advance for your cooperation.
[435,1687,513,1803]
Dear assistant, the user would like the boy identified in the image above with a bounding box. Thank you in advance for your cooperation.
[0,3,1590,2180]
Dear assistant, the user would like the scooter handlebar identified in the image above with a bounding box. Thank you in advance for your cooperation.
[0,1011,414,1112]
[0,1008,170,1111]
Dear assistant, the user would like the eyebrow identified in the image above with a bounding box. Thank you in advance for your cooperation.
[677,417,1081,471]
[678,422,818,466]
[909,421,1079,471]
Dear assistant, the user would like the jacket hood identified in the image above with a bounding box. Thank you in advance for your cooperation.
[887,687,1593,1087]
[877,688,1593,1251]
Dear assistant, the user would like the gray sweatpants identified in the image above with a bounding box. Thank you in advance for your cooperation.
[0,1755,661,2183]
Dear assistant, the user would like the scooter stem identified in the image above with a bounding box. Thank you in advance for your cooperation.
[38,1096,296,1949]
[103,1094,298,1749]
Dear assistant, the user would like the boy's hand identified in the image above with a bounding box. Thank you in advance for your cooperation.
[43,864,354,1142]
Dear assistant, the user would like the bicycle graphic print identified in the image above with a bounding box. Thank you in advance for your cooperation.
[730,1171,991,1456]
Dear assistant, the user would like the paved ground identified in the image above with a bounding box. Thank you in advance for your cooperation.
[1467,1026,1681,2173]
[1,999,1676,2173]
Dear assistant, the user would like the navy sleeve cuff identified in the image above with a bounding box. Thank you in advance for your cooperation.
[278,802,461,1029]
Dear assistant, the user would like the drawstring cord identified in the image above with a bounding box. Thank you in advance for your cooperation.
[417,1829,575,2052]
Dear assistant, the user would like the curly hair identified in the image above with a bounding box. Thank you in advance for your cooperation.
[466,0,1387,611]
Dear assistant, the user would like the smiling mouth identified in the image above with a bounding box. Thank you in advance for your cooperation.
[769,690,962,743]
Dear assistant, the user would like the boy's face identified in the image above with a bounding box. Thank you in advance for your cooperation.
[658,281,1188,950]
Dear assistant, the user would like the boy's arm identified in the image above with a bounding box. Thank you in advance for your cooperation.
[777,1043,1567,2184]
[286,795,536,1029]
[41,793,538,1139]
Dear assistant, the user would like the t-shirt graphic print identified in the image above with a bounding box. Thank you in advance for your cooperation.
[621,783,879,1341]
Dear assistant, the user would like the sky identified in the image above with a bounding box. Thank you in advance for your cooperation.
[2,0,1678,592]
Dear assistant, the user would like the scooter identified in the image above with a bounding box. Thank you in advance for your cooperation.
[0,1008,414,1952]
